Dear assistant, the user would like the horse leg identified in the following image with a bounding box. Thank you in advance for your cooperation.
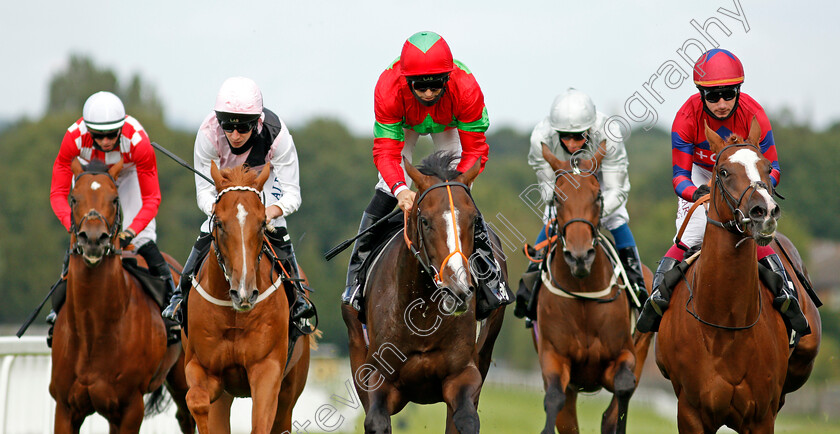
[442,366,483,434]
[54,402,86,434]
[248,360,284,434]
[364,382,397,434]
[273,347,311,434]
[208,392,233,434]
[540,351,573,434]
[165,352,197,434]
[601,349,637,434]
[114,393,145,434]
[184,360,224,434]
[676,393,706,434]
[342,305,371,411]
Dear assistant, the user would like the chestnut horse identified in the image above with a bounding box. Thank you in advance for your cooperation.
[535,144,653,434]
[182,162,312,434]
[50,158,194,434]
[655,119,821,432]
[342,153,507,434]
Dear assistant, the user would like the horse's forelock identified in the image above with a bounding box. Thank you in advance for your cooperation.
[218,165,260,189]
[83,159,110,174]
[417,151,461,182]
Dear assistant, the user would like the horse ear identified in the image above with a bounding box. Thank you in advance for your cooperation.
[542,143,570,173]
[108,159,124,180]
[255,164,271,190]
[70,157,84,176]
[210,160,223,188]
[704,120,726,154]
[456,159,481,187]
[404,157,431,191]
[747,115,762,146]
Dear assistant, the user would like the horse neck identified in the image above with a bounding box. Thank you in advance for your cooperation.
[65,254,129,341]
[550,243,612,292]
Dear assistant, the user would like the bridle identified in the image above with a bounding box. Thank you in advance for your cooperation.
[403,181,475,289]
[210,185,265,282]
[549,168,604,253]
[69,170,122,256]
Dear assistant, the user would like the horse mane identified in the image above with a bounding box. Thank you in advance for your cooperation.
[84,159,110,174]
[725,133,745,145]
[218,165,260,189]
[417,152,462,181]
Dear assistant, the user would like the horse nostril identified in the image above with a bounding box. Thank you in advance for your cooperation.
[585,248,596,262]
[229,290,239,301]
[97,233,110,244]
[563,251,575,263]
[749,205,766,219]
[770,205,781,219]
[77,231,89,242]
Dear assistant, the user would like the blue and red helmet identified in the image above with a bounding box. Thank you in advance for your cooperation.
[400,31,454,78]
[693,49,744,87]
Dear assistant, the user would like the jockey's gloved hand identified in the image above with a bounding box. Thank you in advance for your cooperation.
[118,229,135,249]
[691,184,711,202]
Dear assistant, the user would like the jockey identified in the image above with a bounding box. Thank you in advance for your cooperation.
[161,77,315,327]
[48,91,178,343]
[636,49,809,334]
[341,31,512,319]
[514,88,648,322]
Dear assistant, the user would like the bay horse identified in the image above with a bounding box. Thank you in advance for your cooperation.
[655,119,821,433]
[182,162,312,434]
[342,152,507,434]
[50,157,194,434]
[535,143,653,434]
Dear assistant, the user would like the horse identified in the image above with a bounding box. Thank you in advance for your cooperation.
[341,152,507,434]
[50,157,194,434]
[533,143,654,434]
[654,119,822,433]
[181,162,312,434]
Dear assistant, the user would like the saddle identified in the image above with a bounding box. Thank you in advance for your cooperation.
[354,213,405,323]
[121,257,168,309]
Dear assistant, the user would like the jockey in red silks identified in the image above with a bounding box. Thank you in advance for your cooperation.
[48,91,178,344]
[636,49,809,335]
[341,31,512,320]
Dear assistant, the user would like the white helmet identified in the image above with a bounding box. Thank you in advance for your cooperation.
[548,88,596,133]
[214,77,263,123]
[83,91,126,131]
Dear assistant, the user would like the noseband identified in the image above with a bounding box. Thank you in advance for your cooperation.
[210,185,265,282]
[403,181,475,289]
[69,171,122,256]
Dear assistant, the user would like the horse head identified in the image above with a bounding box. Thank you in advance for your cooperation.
[541,141,607,278]
[209,161,271,311]
[404,152,481,315]
[704,117,780,246]
[69,158,124,267]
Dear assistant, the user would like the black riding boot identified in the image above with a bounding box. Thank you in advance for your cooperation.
[163,232,212,323]
[617,246,649,309]
[137,242,181,344]
[342,190,397,311]
[267,227,315,323]
[46,250,70,347]
[760,254,810,335]
[473,217,512,320]
[635,257,679,333]
[514,250,543,321]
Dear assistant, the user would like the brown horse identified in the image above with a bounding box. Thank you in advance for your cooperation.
[342,152,507,434]
[534,144,653,433]
[50,157,194,434]
[181,162,312,434]
[655,119,821,433]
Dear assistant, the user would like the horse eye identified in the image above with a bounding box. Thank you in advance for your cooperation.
[719,169,729,177]
[419,216,430,229]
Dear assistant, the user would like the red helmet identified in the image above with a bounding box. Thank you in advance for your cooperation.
[693,49,744,87]
[400,31,454,77]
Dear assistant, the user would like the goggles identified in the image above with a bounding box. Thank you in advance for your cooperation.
[702,87,739,103]
[220,121,257,134]
[557,131,587,141]
[90,129,121,140]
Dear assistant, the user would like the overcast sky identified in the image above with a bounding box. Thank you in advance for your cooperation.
[3,0,838,138]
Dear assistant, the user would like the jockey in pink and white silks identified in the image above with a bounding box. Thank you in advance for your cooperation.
[514,89,648,322]
[636,49,809,335]
[161,77,315,327]
[47,91,179,345]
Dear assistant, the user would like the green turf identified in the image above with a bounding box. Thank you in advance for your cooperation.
[350,385,840,433]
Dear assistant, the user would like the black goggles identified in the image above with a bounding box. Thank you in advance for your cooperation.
[412,80,446,92]
[557,131,587,141]
[90,129,121,140]
[703,87,739,103]
[220,121,257,134]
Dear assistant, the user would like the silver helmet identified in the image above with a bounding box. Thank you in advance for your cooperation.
[548,88,596,133]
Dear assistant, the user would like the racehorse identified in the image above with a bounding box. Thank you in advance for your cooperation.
[50,157,194,434]
[181,162,312,434]
[342,152,507,434]
[655,119,822,432]
[534,143,653,434]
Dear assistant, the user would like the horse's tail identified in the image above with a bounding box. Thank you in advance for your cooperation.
[309,328,324,351]
[144,385,171,418]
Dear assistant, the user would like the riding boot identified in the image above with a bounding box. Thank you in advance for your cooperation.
[266,227,315,323]
[46,250,70,347]
[636,257,679,333]
[514,252,543,321]
[759,254,810,335]
[342,212,379,311]
[617,246,649,309]
[163,233,212,323]
[473,216,512,320]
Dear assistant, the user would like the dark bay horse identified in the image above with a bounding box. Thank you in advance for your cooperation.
[655,119,821,432]
[50,158,194,434]
[182,162,312,434]
[342,153,507,434]
[535,143,653,434]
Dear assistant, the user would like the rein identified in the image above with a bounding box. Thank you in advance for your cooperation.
[69,171,122,256]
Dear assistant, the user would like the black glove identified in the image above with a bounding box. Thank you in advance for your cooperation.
[118,230,135,249]
[691,184,711,202]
